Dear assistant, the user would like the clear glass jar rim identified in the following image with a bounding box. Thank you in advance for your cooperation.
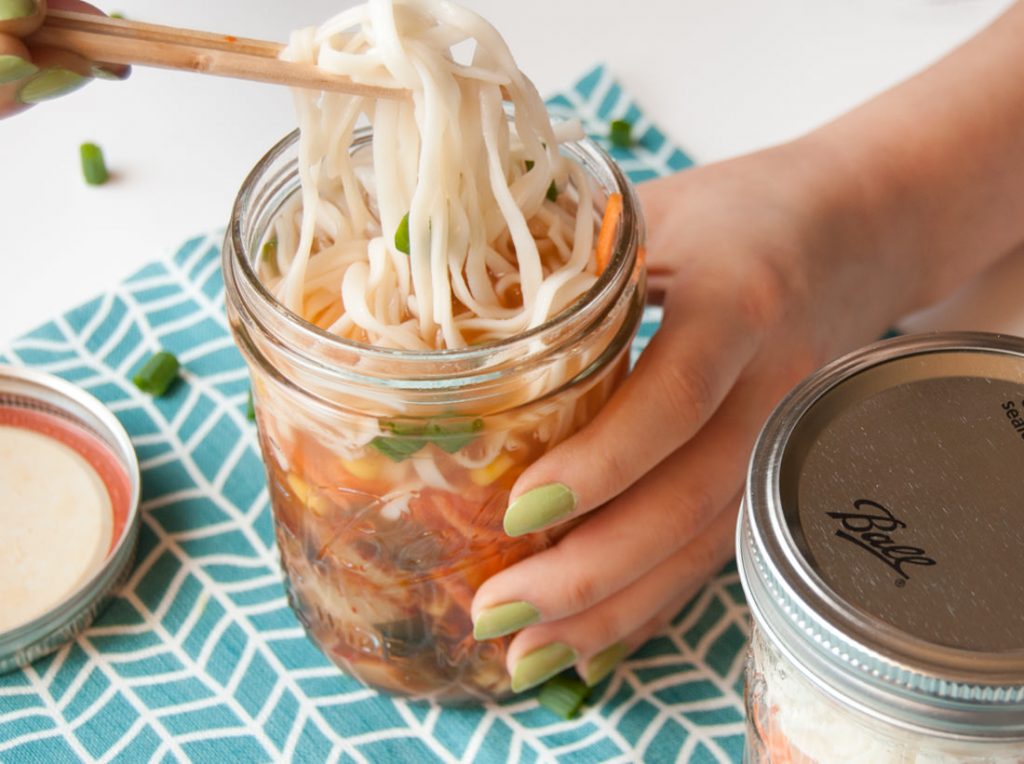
[227,127,642,367]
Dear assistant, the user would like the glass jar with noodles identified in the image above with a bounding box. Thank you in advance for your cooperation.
[224,124,643,701]
[224,0,643,704]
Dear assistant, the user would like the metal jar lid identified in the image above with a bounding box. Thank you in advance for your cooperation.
[0,365,141,674]
[738,332,1024,739]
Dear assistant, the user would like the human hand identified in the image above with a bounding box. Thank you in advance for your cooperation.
[469,138,924,692]
[0,0,127,118]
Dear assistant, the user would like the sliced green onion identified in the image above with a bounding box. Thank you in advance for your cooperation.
[609,119,633,149]
[538,673,590,719]
[370,434,425,462]
[525,160,559,201]
[395,213,411,255]
[370,417,484,461]
[372,421,429,461]
[427,418,483,453]
[246,390,256,421]
[260,237,277,263]
[109,11,125,19]
[80,142,109,185]
[133,351,179,396]
[383,420,430,438]
[259,238,279,277]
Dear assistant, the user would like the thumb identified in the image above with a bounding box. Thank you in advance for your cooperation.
[1,43,92,116]
[0,0,46,38]
[0,33,37,117]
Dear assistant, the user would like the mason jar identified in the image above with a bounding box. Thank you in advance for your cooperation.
[223,127,644,702]
[738,333,1024,762]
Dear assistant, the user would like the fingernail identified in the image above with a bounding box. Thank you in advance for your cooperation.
[0,0,36,21]
[0,54,36,85]
[511,642,577,693]
[583,641,628,687]
[17,68,88,104]
[473,601,541,640]
[503,483,577,537]
[91,63,130,81]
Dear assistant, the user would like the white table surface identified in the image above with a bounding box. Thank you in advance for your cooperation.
[0,0,1017,344]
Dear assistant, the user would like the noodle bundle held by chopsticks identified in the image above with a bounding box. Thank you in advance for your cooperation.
[263,0,599,351]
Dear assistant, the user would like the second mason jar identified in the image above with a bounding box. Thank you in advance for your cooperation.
[738,333,1024,762]
[223,128,644,702]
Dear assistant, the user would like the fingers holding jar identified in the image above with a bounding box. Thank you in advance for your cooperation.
[500,500,741,693]
[0,0,128,118]
[471,373,764,629]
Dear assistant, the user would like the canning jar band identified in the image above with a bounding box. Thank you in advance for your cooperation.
[740,514,1024,741]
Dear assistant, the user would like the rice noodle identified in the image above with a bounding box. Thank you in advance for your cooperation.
[266,0,599,351]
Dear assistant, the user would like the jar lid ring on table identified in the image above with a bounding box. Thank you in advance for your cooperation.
[0,365,141,674]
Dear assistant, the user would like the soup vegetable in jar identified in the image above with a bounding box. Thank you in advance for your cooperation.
[223,0,644,702]
[738,334,1024,762]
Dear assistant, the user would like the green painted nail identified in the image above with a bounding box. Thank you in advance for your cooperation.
[0,0,36,21]
[583,642,628,687]
[0,54,36,85]
[91,64,120,81]
[18,68,87,104]
[91,62,131,81]
[511,642,578,693]
[473,601,540,641]
[503,483,577,537]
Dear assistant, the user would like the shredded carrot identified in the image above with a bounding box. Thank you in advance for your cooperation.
[595,192,623,275]
[752,704,802,764]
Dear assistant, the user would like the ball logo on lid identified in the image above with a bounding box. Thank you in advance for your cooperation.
[826,499,937,581]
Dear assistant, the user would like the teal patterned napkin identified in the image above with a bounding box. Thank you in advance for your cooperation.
[0,67,748,764]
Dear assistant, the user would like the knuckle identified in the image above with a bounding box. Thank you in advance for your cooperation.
[552,540,603,615]
[687,483,718,521]
[657,359,718,430]
[641,612,670,641]
[590,612,628,648]
[564,570,599,615]
[588,444,633,498]
[664,484,717,546]
[733,254,798,332]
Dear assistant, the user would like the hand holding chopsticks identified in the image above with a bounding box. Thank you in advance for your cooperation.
[0,2,404,118]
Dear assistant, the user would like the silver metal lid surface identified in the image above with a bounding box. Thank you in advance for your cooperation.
[739,333,1024,738]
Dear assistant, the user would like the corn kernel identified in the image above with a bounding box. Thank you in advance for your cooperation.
[307,494,331,517]
[286,473,309,502]
[286,472,329,516]
[469,453,515,486]
[342,456,380,481]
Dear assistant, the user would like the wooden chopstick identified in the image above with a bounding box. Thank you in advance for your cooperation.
[27,10,406,99]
